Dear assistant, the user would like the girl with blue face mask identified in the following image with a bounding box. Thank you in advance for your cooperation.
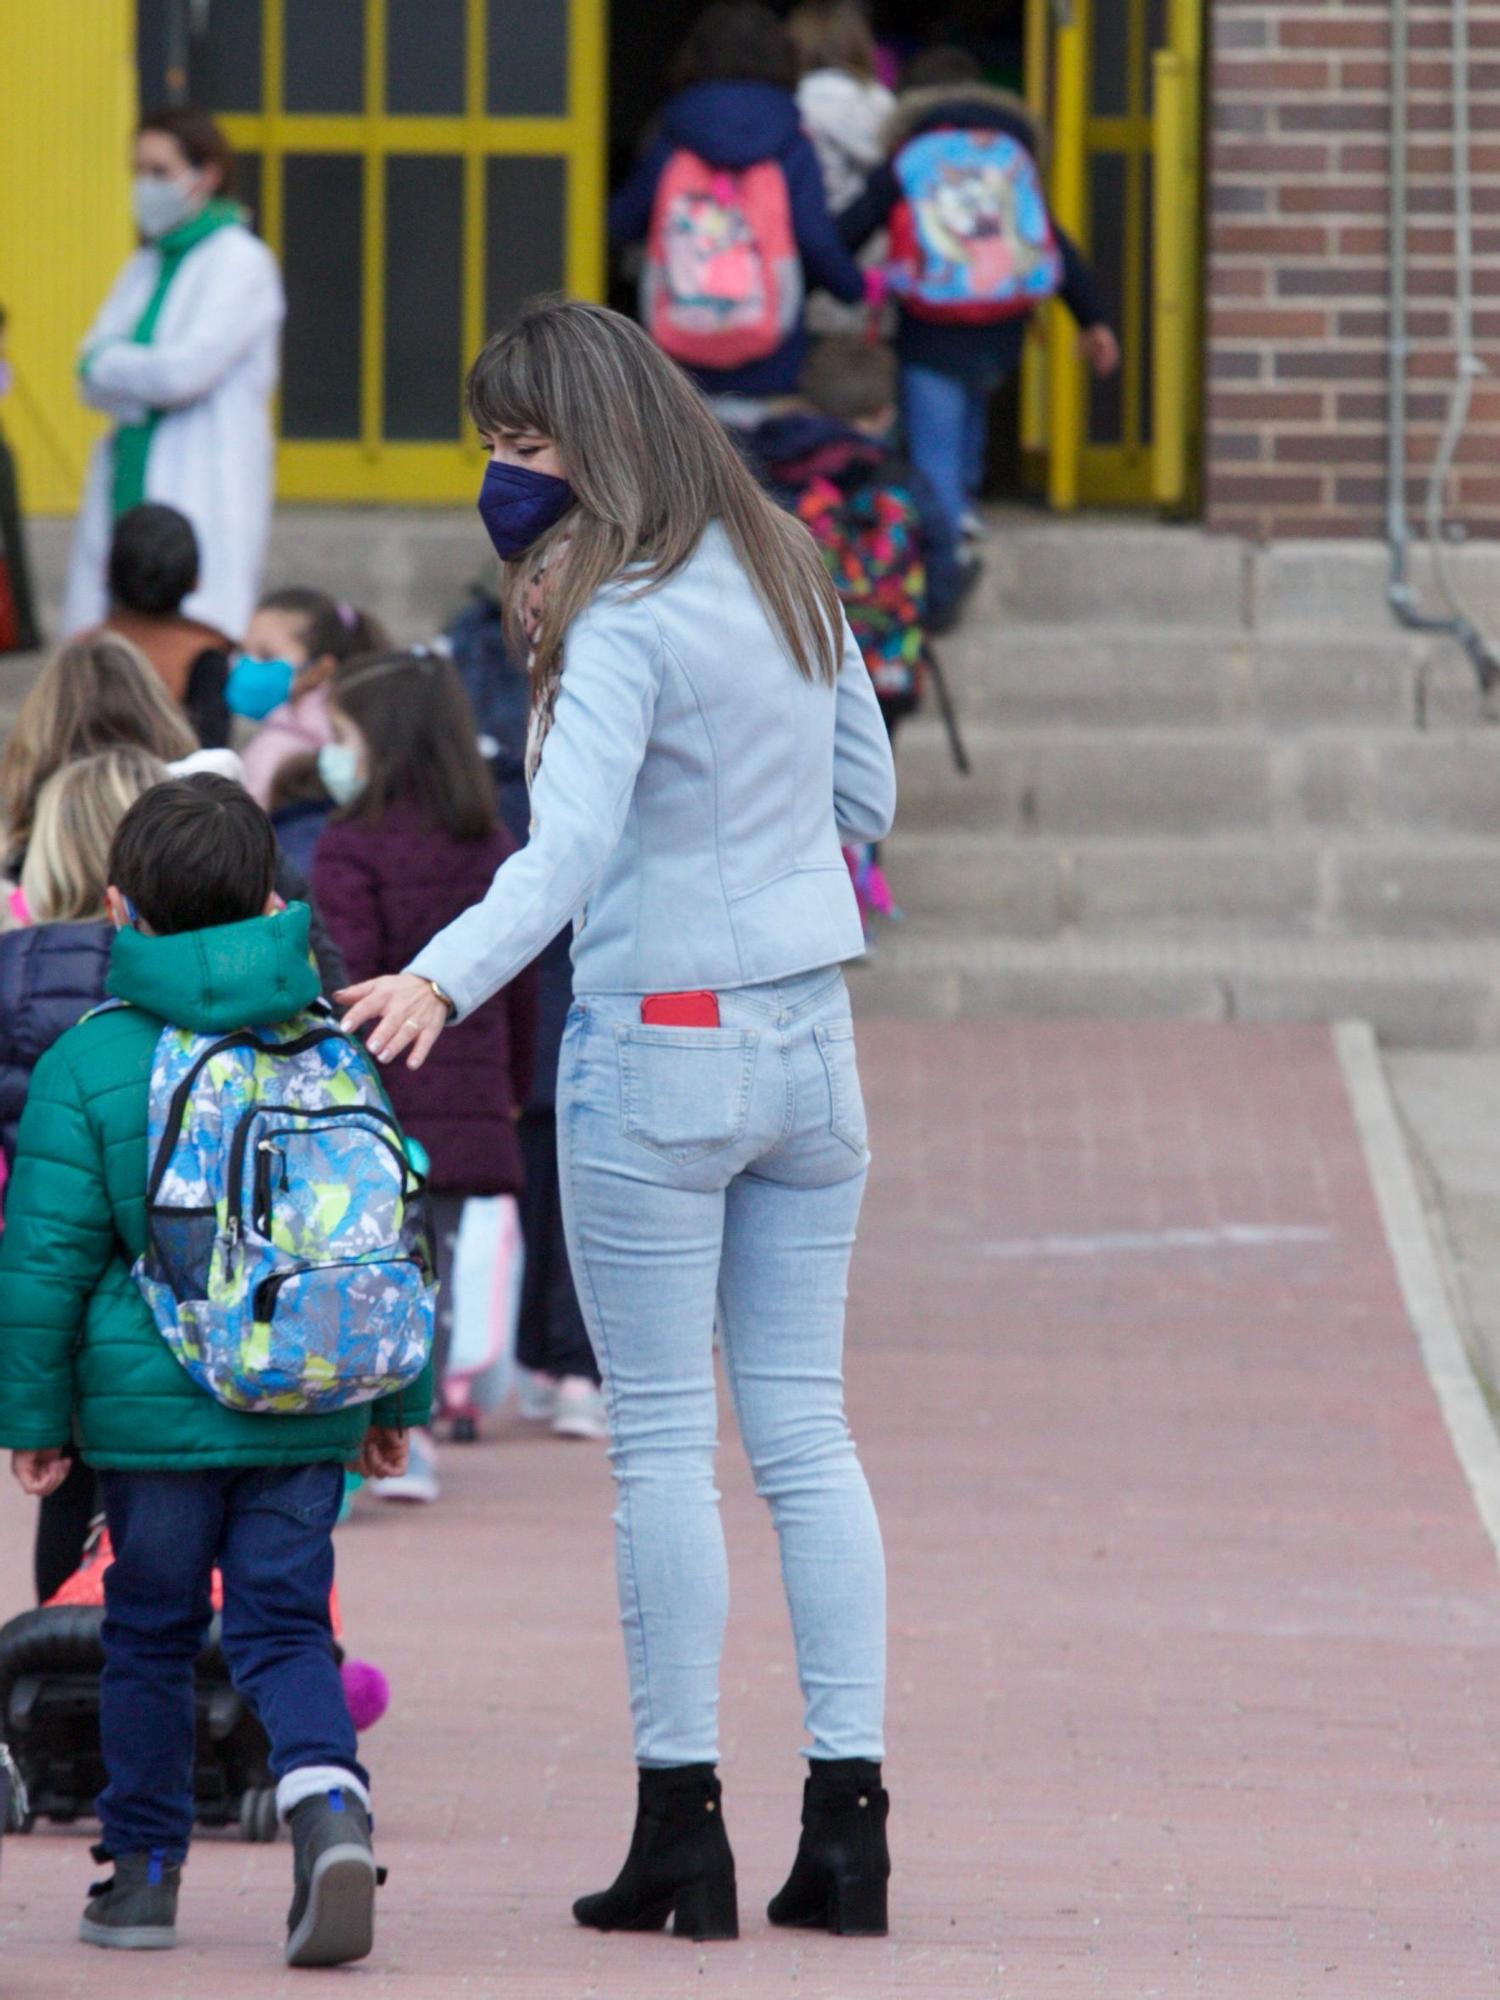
[233,589,386,811]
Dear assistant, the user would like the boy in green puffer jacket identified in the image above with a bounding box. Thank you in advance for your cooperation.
[0,775,429,1968]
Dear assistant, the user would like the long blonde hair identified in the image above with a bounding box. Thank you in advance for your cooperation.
[0,632,197,858]
[464,298,844,724]
[21,747,168,922]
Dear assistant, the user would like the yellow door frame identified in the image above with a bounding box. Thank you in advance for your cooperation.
[1026,0,1204,513]
[219,0,605,503]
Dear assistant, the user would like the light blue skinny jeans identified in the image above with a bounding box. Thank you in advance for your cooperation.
[556,966,887,1768]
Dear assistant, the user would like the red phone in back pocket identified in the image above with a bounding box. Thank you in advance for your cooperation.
[641,990,720,1028]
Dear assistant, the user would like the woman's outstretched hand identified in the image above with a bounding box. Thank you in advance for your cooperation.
[337,973,451,1071]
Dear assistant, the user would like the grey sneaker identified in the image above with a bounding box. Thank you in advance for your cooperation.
[285,1786,378,1968]
[552,1375,608,1442]
[79,1849,180,1950]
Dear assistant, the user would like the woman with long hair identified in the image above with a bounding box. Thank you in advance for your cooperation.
[340,297,896,1942]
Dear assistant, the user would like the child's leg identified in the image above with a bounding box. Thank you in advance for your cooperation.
[96,1471,222,1862]
[962,375,998,509]
[899,363,969,541]
[216,1464,367,1813]
[517,1109,599,1383]
[427,1191,466,1389]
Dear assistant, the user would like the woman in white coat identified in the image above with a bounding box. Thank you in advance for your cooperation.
[63,106,284,642]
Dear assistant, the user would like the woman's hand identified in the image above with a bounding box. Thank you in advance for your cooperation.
[337,973,451,1070]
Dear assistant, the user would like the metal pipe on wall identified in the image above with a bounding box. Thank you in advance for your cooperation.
[1385,0,1500,695]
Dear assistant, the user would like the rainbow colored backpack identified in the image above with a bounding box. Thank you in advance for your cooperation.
[642,150,803,369]
[795,475,929,713]
[888,128,1062,324]
[123,1006,435,1415]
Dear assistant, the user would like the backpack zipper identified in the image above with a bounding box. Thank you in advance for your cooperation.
[228,1101,409,1233]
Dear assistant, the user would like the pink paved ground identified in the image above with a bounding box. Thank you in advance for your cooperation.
[4,1019,1500,1998]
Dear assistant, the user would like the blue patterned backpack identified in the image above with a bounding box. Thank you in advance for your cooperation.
[118,1005,435,1414]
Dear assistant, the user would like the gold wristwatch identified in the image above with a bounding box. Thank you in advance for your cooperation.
[425,978,456,1018]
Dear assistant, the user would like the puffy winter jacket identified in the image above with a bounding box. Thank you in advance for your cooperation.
[0,903,431,1469]
[609,80,865,397]
[0,920,112,1167]
[312,795,536,1193]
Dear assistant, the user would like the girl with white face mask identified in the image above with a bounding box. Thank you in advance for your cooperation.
[61,106,285,645]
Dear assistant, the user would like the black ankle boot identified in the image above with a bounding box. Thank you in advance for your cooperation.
[767,1758,890,1936]
[573,1765,739,1941]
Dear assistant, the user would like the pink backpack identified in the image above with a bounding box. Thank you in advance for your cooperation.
[642,150,803,370]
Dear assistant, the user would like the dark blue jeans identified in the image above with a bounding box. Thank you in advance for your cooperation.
[97,1463,364,1861]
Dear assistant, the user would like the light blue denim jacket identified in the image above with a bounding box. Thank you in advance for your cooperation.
[409,522,897,1019]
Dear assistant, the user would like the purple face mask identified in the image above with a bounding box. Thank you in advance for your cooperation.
[476,459,575,559]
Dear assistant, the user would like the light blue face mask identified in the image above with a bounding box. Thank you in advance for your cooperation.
[317,740,365,806]
[226,652,296,720]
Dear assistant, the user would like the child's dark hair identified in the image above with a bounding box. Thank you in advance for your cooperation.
[109,774,276,935]
[258,588,386,666]
[800,337,897,425]
[672,1,798,93]
[108,503,200,617]
[330,649,496,842]
[902,46,983,92]
[137,103,237,198]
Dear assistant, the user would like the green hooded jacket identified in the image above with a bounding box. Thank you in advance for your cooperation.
[0,904,431,1470]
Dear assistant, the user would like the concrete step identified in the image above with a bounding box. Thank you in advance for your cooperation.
[883,831,1500,941]
[848,923,1500,1049]
[937,623,1487,729]
[895,720,1500,837]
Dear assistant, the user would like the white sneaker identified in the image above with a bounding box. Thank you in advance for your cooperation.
[551,1377,608,1442]
[959,508,986,543]
[369,1426,439,1503]
[515,1368,560,1422]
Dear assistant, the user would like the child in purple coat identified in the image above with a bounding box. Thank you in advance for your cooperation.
[312,649,535,1501]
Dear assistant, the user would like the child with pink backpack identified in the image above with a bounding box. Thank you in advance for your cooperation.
[609,1,867,421]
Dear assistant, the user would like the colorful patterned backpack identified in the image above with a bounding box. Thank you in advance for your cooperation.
[888,128,1063,325]
[122,1006,435,1415]
[795,474,929,715]
[642,150,803,369]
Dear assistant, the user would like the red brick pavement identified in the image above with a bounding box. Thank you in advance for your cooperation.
[4,1020,1500,1997]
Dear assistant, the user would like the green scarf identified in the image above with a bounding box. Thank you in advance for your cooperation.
[109,200,244,518]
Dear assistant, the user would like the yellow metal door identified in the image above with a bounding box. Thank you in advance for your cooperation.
[1021,0,1203,512]
[211,0,605,503]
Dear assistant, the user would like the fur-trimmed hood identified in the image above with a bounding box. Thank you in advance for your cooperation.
[881,83,1045,162]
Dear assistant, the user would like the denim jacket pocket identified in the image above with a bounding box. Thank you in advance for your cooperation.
[616,1025,758,1164]
[814,1020,868,1157]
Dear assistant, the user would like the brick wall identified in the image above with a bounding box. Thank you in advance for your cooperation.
[1205,0,1500,539]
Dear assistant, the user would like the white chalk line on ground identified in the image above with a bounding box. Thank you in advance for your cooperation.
[1335,1018,1500,1566]
[976,1223,1332,1261]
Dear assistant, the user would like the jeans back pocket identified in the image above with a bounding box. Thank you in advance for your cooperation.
[617,1026,758,1164]
[814,1019,868,1157]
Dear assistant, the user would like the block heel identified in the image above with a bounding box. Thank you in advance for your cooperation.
[671,1867,740,1941]
[768,1759,891,1938]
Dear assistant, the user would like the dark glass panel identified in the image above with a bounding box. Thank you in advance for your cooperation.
[138,0,262,112]
[1090,0,1130,117]
[237,152,263,235]
[487,0,567,116]
[135,0,172,108]
[1139,154,1155,446]
[387,0,466,113]
[284,0,364,113]
[192,0,263,112]
[281,154,363,439]
[1086,152,1126,446]
[384,157,465,439]
[485,157,566,335]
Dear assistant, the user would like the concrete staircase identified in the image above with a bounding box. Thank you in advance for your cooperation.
[13,507,1500,1045]
[855,521,1500,1047]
